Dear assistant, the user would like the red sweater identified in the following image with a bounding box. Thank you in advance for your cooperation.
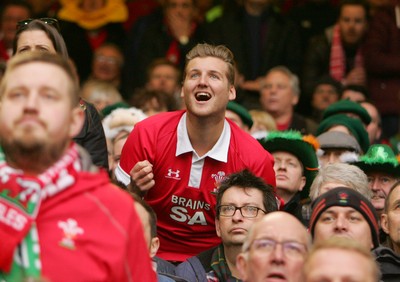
[37,170,156,282]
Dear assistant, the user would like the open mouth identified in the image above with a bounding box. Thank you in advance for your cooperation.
[267,273,286,280]
[195,92,211,101]
[268,273,286,281]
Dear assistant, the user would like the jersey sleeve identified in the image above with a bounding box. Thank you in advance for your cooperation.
[259,149,276,188]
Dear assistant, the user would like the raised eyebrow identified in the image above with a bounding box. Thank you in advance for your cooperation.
[7,86,27,93]
[208,70,223,76]
[321,210,336,216]
[221,202,259,207]
[40,86,62,95]
[254,236,275,241]
[36,44,51,49]
[391,199,400,208]
[346,210,362,216]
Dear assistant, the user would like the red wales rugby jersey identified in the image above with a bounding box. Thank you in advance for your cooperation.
[116,111,275,261]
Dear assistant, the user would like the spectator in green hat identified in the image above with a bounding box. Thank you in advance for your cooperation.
[322,98,371,126]
[260,130,319,225]
[317,113,370,154]
[225,101,253,133]
[353,144,400,218]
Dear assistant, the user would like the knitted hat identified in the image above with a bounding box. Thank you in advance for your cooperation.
[226,101,253,128]
[322,99,371,125]
[260,130,319,199]
[317,114,370,153]
[353,144,400,176]
[317,131,362,154]
[102,107,147,140]
[309,187,379,249]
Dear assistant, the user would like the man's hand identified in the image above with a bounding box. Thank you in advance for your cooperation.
[344,67,366,86]
[129,161,155,195]
[166,10,192,40]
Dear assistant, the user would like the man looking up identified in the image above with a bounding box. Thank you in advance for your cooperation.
[236,211,311,282]
[0,52,156,281]
[116,43,276,262]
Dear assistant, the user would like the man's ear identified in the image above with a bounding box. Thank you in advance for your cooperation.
[381,213,389,235]
[236,253,248,281]
[298,176,306,192]
[150,237,160,258]
[215,218,221,238]
[228,85,236,101]
[69,105,85,138]
[291,94,299,106]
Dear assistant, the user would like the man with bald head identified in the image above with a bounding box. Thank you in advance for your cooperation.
[236,211,311,282]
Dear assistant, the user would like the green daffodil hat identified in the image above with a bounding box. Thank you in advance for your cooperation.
[353,144,400,176]
[260,130,320,199]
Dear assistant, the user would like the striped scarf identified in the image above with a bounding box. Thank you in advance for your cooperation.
[207,244,241,282]
[0,144,80,281]
[329,24,364,82]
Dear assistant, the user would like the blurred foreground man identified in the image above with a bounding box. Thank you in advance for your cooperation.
[0,52,156,282]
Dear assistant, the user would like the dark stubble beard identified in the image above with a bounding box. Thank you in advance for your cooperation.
[0,137,69,174]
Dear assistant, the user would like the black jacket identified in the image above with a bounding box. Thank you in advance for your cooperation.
[373,246,400,282]
[74,100,109,170]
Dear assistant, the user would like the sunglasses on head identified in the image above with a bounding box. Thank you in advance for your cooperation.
[17,18,60,32]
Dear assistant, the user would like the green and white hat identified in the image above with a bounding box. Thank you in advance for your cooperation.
[353,144,400,176]
[260,130,320,199]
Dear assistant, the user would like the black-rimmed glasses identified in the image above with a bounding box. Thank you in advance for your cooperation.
[217,205,267,218]
[17,18,60,32]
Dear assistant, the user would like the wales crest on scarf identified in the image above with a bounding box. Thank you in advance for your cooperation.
[0,143,81,281]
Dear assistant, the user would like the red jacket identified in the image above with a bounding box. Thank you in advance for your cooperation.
[38,170,156,282]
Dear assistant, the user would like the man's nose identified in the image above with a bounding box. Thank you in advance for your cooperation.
[334,215,348,232]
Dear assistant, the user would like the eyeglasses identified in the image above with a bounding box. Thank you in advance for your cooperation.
[17,18,60,32]
[247,238,308,258]
[217,205,267,218]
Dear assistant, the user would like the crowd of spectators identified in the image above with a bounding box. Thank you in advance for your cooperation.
[1,0,400,281]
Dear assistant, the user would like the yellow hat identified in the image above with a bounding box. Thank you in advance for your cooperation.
[58,0,128,30]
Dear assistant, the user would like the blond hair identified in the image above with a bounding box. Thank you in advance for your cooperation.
[184,43,235,85]
[304,237,380,281]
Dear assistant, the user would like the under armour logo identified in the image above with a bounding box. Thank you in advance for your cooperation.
[166,168,181,180]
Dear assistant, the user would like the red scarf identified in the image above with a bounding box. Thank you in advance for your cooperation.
[329,24,364,82]
[0,144,80,273]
